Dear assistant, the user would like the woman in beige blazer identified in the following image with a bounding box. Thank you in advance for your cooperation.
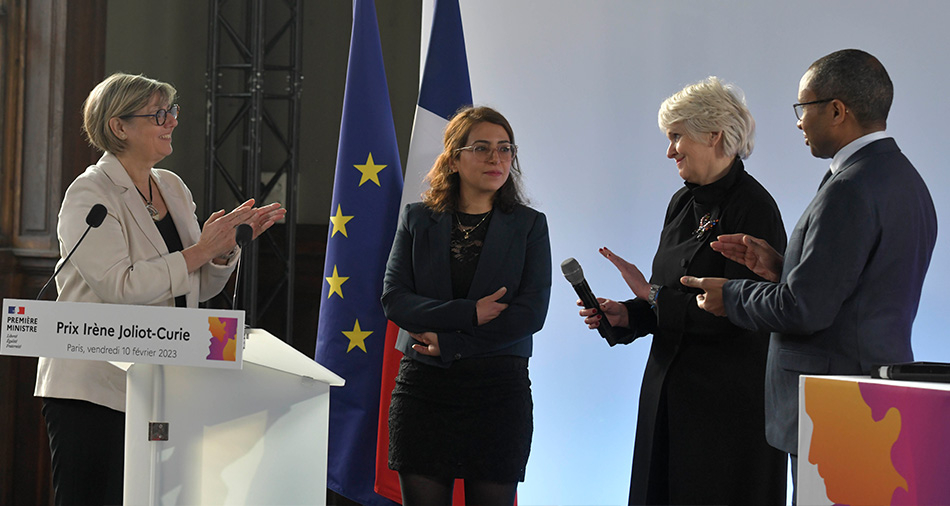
[35,73,284,505]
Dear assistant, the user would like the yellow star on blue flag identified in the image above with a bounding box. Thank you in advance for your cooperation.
[325,265,349,299]
[343,319,373,353]
[330,204,354,238]
[355,153,387,187]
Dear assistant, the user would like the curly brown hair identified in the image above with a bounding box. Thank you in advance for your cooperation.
[422,106,526,213]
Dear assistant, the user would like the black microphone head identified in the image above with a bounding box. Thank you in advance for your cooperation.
[86,204,107,227]
[235,223,253,247]
[560,257,585,284]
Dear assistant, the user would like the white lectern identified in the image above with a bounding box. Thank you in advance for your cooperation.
[124,328,344,505]
[1,299,344,506]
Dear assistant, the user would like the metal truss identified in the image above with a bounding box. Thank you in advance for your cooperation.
[205,0,302,343]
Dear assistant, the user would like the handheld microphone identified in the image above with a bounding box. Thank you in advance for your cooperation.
[561,257,618,346]
[231,224,253,310]
[37,204,108,300]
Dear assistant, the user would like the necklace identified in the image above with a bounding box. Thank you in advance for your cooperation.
[455,209,492,240]
[134,177,160,222]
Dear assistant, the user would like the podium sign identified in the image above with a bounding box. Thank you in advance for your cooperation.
[799,375,950,506]
[2,298,244,369]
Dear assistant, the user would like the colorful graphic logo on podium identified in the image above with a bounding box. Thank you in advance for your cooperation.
[805,377,950,505]
[7,306,25,314]
[207,316,238,361]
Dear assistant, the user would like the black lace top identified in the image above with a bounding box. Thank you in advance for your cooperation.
[449,210,492,299]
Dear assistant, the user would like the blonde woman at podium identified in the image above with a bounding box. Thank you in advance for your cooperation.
[34,73,284,505]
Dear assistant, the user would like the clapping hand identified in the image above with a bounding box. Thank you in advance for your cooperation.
[599,247,650,299]
[188,199,286,271]
[198,204,255,260]
[710,234,783,282]
[233,199,287,240]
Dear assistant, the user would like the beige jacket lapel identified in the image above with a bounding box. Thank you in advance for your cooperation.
[99,153,168,255]
[153,169,200,249]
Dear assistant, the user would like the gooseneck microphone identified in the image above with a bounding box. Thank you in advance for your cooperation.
[231,224,253,310]
[235,224,253,248]
[561,257,618,346]
[37,204,108,300]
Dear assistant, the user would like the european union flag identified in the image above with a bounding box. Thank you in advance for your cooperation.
[314,0,402,504]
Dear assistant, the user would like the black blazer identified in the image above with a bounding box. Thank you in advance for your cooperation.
[381,202,552,368]
[724,138,938,454]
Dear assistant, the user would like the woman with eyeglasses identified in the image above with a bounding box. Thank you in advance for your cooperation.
[576,77,788,505]
[35,72,284,505]
[382,106,551,505]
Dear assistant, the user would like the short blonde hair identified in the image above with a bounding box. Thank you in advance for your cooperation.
[82,73,176,153]
[658,76,755,159]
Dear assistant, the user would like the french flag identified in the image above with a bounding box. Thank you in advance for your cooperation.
[374,0,472,502]
[8,306,25,315]
[397,0,472,210]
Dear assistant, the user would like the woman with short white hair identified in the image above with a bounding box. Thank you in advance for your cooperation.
[578,77,788,505]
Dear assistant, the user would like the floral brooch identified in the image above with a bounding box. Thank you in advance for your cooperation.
[693,213,720,239]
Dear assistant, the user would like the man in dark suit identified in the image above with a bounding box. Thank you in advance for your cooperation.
[680,48,938,486]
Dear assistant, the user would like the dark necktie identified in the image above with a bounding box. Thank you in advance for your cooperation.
[818,169,833,191]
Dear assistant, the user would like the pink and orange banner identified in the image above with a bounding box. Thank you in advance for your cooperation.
[799,375,950,505]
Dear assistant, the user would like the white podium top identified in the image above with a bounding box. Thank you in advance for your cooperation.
[244,328,345,386]
[803,374,950,392]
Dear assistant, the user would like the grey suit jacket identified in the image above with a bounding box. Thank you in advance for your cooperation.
[722,138,937,453]
[381,202,551,368]
[35,152,238,411]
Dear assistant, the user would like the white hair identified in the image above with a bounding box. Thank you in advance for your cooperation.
[658,76,756,159]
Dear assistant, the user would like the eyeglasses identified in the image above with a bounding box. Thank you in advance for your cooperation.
[120,104,180,126]
[455,143,518,162]
[793,99,833,121]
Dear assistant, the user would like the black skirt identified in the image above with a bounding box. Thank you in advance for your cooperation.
[388,354,533,482]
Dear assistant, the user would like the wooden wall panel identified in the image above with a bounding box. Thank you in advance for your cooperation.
[0,1,106,504]
[17,0,63,247]
[1,0,24,251]
[61,0,105,184]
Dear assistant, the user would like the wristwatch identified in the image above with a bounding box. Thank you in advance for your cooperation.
[647,284,661,307]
